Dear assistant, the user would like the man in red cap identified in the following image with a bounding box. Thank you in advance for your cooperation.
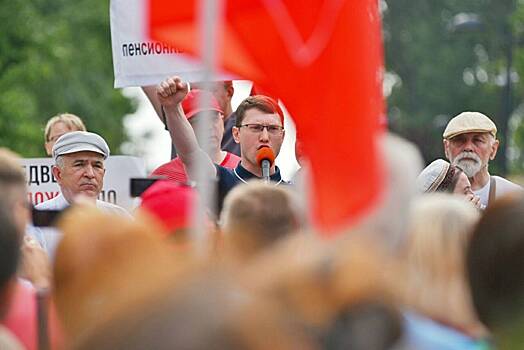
[150,89,240,184]
[190,81,240,156]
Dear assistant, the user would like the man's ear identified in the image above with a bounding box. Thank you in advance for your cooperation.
[490,139,500,160]
[443,139,450,160]
[232,126,240,144]
[226,85,234,99]
[52,165,62,182]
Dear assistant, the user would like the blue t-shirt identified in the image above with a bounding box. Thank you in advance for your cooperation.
[216,163,287,214]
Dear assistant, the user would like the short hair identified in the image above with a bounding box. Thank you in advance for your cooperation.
[0,148,26,208]
[53,207,176,338]
[0,202,22,297]
[235,95,284,127]
[55,155,65,168]
[467,193,524,330]
[401,194,481,330]
[220,181,300,258]
[44,113,86,142]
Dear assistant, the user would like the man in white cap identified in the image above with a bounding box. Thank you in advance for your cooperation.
[29,131,129,256]
[443,111,522,207]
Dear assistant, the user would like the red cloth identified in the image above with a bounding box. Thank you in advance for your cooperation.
[2,282,64,350]
[182,89,223,119]
[151,152,241,183]
[3,282,37,350]
[148,0,385,235]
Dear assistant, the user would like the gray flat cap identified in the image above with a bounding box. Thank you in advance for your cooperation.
[52,131,110,161]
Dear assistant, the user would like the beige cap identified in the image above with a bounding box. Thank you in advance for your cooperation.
[443,111,497,139]
[416,159,450,193]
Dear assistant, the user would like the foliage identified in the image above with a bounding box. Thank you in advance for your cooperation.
[0,0,134,157]
[383,0,520,175]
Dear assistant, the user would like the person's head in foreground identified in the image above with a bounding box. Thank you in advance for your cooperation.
[138,180,211,246]
[0,204,21,319]
[52,206,181,340]
[0,148,30,233]
[400,194,486,342]
[220,180,301,260]
[467,193,524,348]
[71,271,317,350]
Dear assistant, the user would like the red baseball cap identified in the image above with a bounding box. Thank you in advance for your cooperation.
[140,180,196,233]
[182,89,223,119]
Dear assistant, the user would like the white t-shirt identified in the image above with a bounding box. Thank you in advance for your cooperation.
[473,175,523,208]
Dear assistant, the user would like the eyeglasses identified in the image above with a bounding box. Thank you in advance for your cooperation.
[239,124,284,135]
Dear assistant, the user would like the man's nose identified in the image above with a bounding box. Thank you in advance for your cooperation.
[259,127,270,141]
[84,165,95,178]
[463,139,475,151]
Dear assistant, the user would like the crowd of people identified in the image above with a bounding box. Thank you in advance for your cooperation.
[1,75,524,349]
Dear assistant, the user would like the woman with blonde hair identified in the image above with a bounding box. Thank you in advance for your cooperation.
[399,194,489,349]
[44,113,86,155]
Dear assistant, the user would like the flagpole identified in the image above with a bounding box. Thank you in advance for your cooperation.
[192,0,224,256]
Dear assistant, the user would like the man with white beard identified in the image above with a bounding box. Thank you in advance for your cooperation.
[443,111,523,208]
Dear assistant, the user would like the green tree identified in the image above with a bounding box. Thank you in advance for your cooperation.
[384,0,520,175]
[0,0,134,157]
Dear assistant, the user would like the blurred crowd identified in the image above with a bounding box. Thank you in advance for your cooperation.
[1,77,524,350]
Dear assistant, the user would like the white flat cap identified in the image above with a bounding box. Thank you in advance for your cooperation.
[52,131,110,161]
[443,111,497,139]
[416,159,450,193]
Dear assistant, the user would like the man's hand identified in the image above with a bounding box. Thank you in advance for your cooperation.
[465,192,483,210]
[20,236,51,290]
[156,76,189,109]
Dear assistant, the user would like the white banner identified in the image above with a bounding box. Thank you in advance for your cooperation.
[21,156,146,211]
[110,0,233,88]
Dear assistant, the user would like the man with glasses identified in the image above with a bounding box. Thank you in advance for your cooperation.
[156,76,287,212]
[150,89,240,183]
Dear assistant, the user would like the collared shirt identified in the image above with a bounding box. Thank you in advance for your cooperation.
[215,163,287,214]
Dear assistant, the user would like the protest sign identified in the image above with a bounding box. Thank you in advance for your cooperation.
[110,0,233,87]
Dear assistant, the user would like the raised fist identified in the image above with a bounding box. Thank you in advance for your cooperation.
[156,76,189,109]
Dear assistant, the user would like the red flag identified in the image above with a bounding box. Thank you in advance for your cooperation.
[148,0,385,236]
